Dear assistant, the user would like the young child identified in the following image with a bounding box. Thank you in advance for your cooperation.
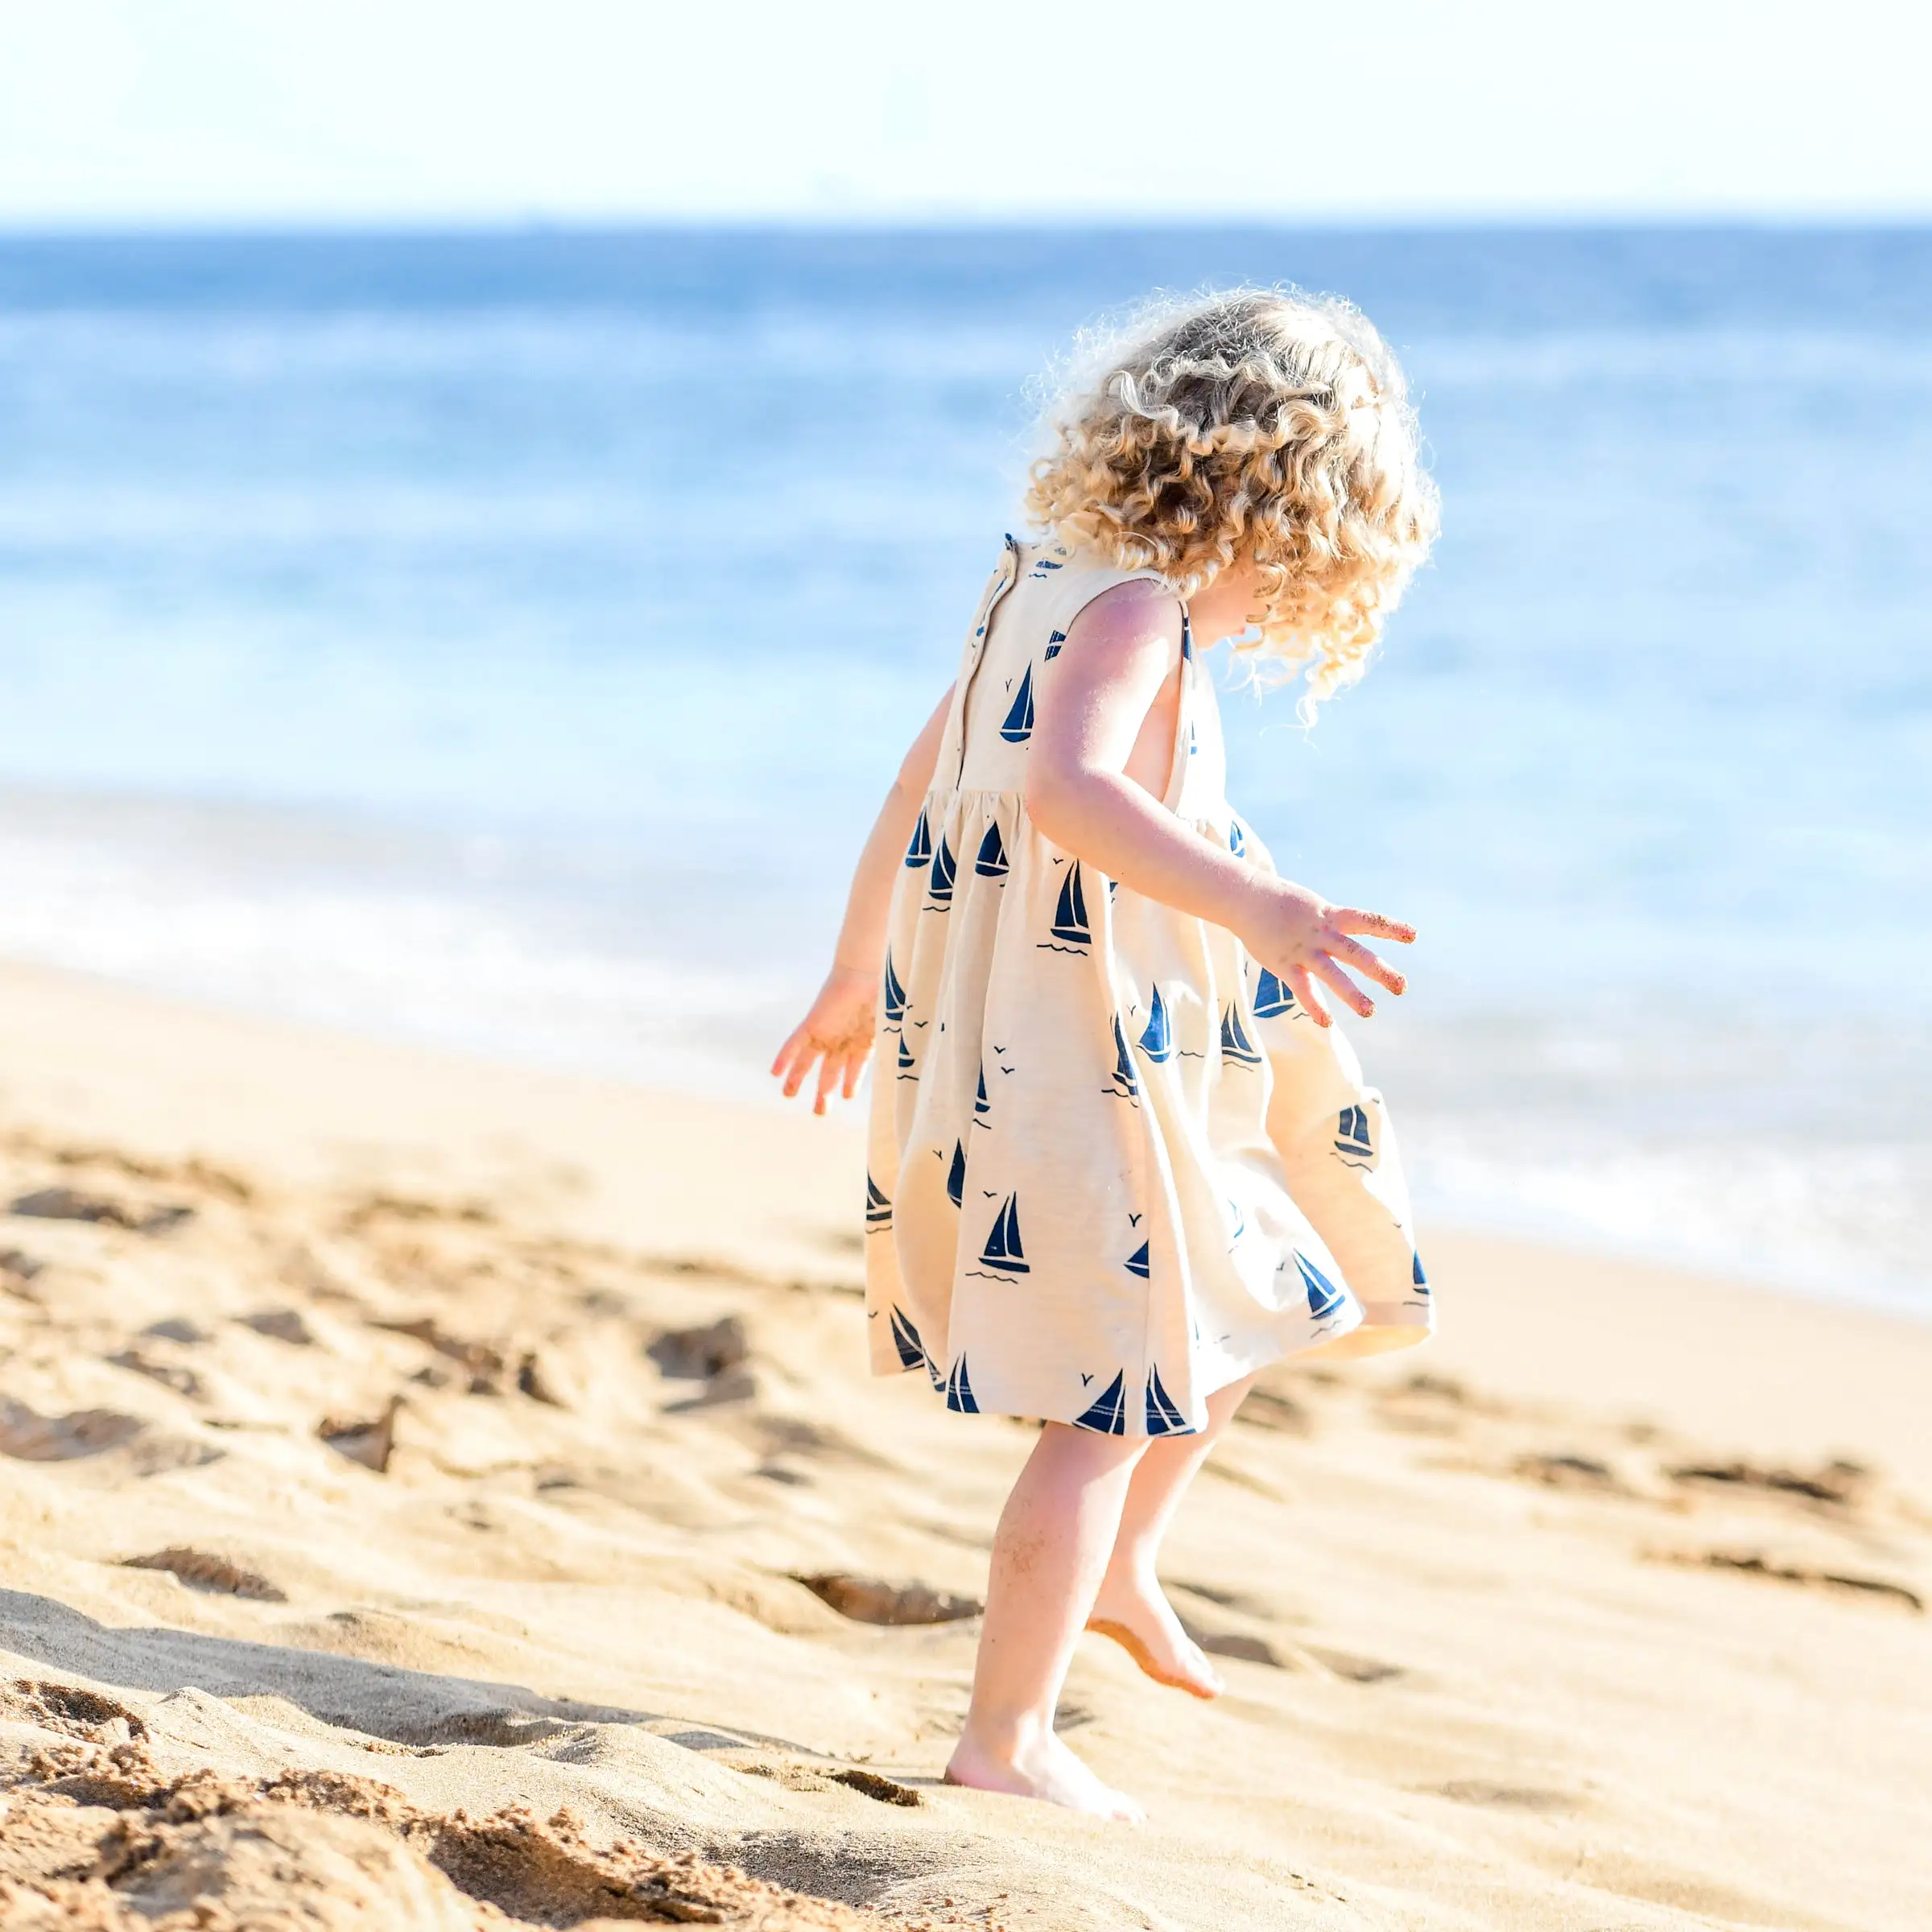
[771,287,1439,1820]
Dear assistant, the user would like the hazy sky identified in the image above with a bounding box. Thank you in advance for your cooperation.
[1,0,1927,225]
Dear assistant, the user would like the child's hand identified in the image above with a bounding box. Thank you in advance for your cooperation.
[771,966,878,1115]
[1239,878,1414,1027]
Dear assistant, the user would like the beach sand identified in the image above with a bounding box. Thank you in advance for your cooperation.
[0,958,1926,1930]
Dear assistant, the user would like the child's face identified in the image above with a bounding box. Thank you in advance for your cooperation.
[1191,555,1263,646]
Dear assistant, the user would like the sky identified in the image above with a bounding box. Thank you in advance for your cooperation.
[0,0,1928,226]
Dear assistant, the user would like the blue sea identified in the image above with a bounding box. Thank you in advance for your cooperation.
[1,228,1927,1312]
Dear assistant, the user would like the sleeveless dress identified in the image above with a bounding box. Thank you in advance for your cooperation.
[864,536,1433,1436]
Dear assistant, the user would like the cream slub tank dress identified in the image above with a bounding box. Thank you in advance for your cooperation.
[865,537,1433,1436]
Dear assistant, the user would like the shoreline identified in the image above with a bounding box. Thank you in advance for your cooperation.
[2,952,1929,1926]
[3,947,1927,1325]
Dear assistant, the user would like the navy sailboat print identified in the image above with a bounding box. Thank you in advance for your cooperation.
[1220,1002,1262,1067]
[865,1174,892,1230]
[1253,967,1298,1018]
[881,951,906,1025]
[1105,1014,1140,1101]
[1125,1239,1150,1280]
[999,665,1035,742]
[976,1194,1029,1275]
[1410,1252,1430,1299]
[1294,1251,1346,1319]
[889,1306,926,1371]
[944,1354,980,1413]
[1072,1368,1127,1434]
[896,1033,916,1080]
[1043,629,1067,660]
[973,1063,990,1124]
[1227,818,1245,856]
[1145,1364,1191,1435]
[1139,984,1174,1062]
[927,833,956,905]
[1044,862,1090,948]
[946,1140,966,1208]
[974,819,1009,878]
[904,809,931,868]
[1335,1104,1373,1163]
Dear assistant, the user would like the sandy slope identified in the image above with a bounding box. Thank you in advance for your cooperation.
[0,961,1927,1931]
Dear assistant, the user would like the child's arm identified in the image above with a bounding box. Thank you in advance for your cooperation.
[1027,584,1413,1026]
[772,683,955,1113]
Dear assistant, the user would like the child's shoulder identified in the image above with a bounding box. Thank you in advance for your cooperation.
[1048,565,1185,663]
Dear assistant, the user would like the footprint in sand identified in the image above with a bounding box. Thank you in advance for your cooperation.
[792,1573,982,1626]
[8,1185,194,1234]
[1430,1780,1579,1812]
[647,1315,749,1381]
[109,1348,207,1398]
[0,1397,145,1460]
[1653,1546,1923,1612]
[319,1396,403,1473]
[239,1307,319,1347]
[1666,1457,1872,1511]
[122,1548,287,1602]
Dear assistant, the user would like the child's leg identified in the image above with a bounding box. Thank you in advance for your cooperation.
[946,1422,1148,1819]
[1088,1372,1259,1698]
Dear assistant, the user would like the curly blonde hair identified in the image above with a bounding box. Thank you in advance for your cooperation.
[1025,287,1439,716]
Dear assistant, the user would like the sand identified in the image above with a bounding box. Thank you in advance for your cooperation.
[0,958,1926,1932]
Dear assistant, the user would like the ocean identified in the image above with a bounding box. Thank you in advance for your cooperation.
[1,227,1927,1313]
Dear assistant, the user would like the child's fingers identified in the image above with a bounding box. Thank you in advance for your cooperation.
[781,1044,822,1099]
[770,1026,807,1078]
[1331,906,1416,945]
[1324,933,1406,996]
[1286,966,1333,1028]
[1308,953,1376,1018]
[813,1050,843,1115]
[841,1052,865,1101]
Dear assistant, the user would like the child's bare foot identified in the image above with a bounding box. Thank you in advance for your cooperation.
[944,1725,1144,1821]
[1086,1570,1224,1699]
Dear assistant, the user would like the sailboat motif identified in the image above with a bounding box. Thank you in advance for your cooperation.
[973,1063,990,1125]
[881,951,906,1025]
[1180,613,1194,663]
[944,1354,980,1413]
[1072,1368,1127,1434]
[976,1194,1029,1275]
[903,809,931,868]
[1043,629,1067,660]
[1105,1013,1140,1101]
[927,834,956,905]
[1253,967,1298,1018]
[999,664,1035,743]
[865,1174,892,1230]
[974,819,1009,878]
[1044,862,1090,947]
[1219,1002,1262,1067]
[946,1140,966,1208]
[1294,1251,1346,1319]
[1125,1239,1150,1280]
[896,1033,916,1079]
[1145,1364,1191,1435]
[1139,984,1174,1062]
[889,1306,926,1372]
[1410,1252,1430,1298]
[1227,818,1245,856]
[1335,1104,1373,1162]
